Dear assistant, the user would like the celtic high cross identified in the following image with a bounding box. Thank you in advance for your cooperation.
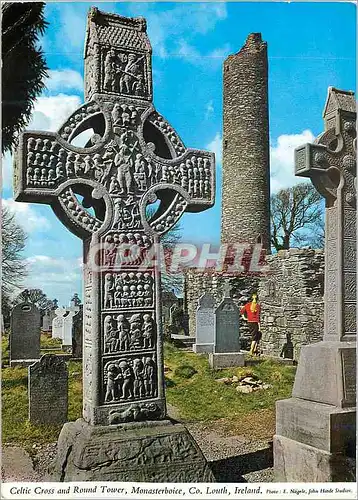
[14,8,215,425]
[295,87,356,342]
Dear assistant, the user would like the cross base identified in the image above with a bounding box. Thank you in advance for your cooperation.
[50,418,215,482]
[274,434,356,482]
[274,340,356,482]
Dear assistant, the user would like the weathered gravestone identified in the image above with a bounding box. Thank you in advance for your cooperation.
[193,292,215,353]
[274,88,356,482]
[28,354,68,425]
[13,8,215,482]
[52,308,66,339]
[209,283,243,368]
[10,292,41,367]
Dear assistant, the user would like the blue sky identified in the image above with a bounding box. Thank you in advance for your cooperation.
[2,2,356,306]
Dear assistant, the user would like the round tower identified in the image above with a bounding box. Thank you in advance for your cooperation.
[221,33,271,251]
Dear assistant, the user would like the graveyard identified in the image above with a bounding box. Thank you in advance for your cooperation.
[1,1,356,488]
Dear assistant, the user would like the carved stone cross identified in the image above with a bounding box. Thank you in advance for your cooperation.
[295,87,356,341]
[14,8,215,426]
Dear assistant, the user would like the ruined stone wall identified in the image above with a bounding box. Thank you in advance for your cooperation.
[222,33,270,250]
[259,249,324,359]
[184,249,324,358]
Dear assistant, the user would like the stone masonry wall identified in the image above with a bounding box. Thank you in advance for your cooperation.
[221,33,270,250]
[258,249,324,359]
[184,249,324,358]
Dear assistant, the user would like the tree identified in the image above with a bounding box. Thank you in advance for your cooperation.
[1,206,28,296]
[15,288,54,315]
[146,206,183,293]
[2,2,48,153]
[270,183,324,251]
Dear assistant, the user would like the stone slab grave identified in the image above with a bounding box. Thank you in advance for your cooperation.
[13,8,215,482]
[274,87,356,482]
[193,291,215,353]
[209,283,244,368]
[10,291,41,367]
[28,354,68,425]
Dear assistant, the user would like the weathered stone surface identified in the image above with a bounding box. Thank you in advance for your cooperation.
[193,292,215,353]
[10,299,40,365]
[273,435,356,482]
[259,249,324,359]
[276,398,356,455]
[13,6,215,482]
[214,292,240,353]
[208,352,245,369]
[28,354,68,425]
[292,342,356,408]
[51,418,214,482]
[274,87,357,482]
[222,33,270,250]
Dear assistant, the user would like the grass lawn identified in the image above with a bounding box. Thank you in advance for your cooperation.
[164,342,296,438]
[1,337,296,449]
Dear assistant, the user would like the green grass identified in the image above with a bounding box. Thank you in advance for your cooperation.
[164,342,296,423]
[1,340,296,448]
[40,333,62,349]
[2,361,82,450]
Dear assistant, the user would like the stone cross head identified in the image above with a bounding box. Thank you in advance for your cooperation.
[13,8,216,426]
[295,87,356,341]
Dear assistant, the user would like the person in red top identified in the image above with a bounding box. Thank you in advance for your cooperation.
[240,291,262,355]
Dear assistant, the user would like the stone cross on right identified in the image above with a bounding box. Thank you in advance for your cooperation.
[295,87,356,341]
[274,87,356,482]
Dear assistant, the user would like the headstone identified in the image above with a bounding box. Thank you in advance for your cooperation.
[13,7,215,482]
[62,309,79,347]
[209,285,244,368]
[274,88,356,482]
[28,354,68,425]
[10,294,41,366]
[42,311,52,331]
[193,292,215,353]
[52,308,66,339]
[214,285,240,353]
[72,304,83,358]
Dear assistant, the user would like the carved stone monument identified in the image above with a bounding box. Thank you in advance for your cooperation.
[208,284,244,368]
[193,292,215,353]
[10,292,41,367]
[14,8,215,481]
[274,88,356,481]
[28,354,68,425]
[52,308,66,339]
[62,308,80,347]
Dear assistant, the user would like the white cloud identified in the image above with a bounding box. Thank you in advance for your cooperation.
[206,132,222,164]
[2,198,51,232]
[45,69,83,92]
[2,94,82,189]
[205,100,214,120]
[127,3,228,62]
[24,254,82,305]
[270,130,315,193]
[175,40,230,68]
[27,94,82,132]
